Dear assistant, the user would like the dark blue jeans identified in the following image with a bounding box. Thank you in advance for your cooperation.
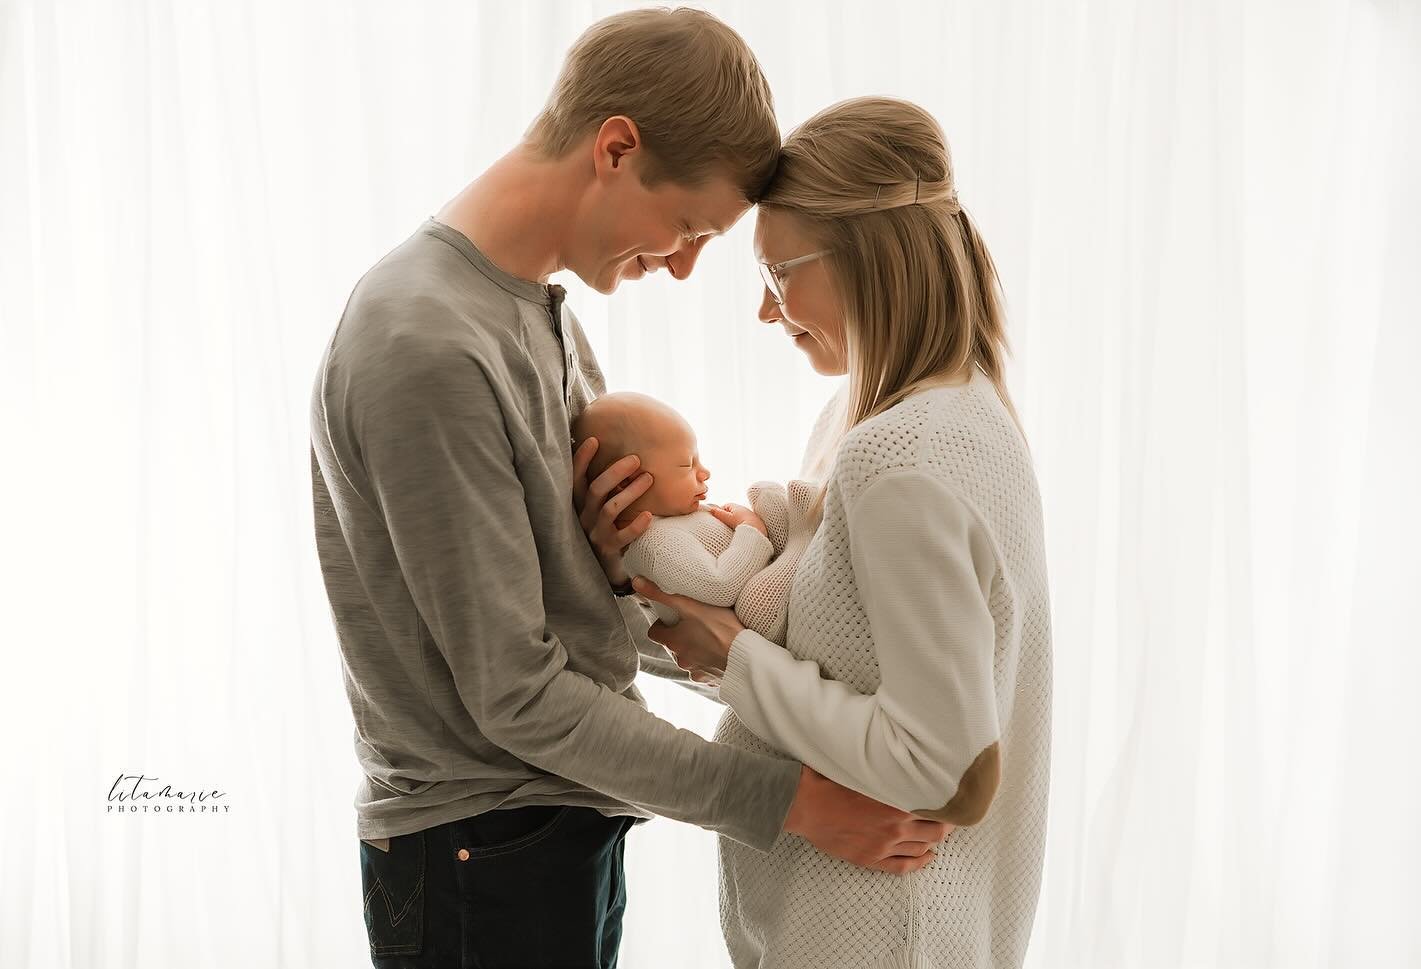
[359,805,636,968]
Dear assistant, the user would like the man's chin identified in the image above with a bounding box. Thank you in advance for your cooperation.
[563,263,621,294]
[590,269,622,295]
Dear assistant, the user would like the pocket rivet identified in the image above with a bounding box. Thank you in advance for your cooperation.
[456,848,470,861]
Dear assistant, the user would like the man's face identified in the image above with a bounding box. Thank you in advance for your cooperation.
[570,143,752,294]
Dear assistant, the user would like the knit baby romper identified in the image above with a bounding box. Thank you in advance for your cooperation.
[621,479,821,646]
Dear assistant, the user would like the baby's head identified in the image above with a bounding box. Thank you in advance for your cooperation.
[572,392,711,519]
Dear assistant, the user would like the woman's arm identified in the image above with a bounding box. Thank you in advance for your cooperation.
[718,469,1003,825]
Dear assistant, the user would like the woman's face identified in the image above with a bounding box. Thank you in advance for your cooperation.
[754,209,848,376]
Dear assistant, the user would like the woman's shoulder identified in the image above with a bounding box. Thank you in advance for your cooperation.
[835,399,932,478]
[831,369,1022,499]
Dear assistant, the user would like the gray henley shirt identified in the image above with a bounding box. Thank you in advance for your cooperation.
[309,218,801,849]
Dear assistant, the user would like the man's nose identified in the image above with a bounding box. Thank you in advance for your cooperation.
[665,236,709,280]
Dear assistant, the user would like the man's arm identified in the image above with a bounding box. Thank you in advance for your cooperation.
[357,344,797,849]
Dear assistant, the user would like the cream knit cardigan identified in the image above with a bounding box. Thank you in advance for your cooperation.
[714,368,1054,969]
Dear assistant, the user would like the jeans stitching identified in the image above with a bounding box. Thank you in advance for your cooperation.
[363,831,425,956]
[363,873,424,928]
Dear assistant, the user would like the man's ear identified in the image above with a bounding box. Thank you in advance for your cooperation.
[593,115,641,177]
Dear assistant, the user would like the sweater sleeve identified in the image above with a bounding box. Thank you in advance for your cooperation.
[640,524,775,607]
[360,346,798,849]
[718,468,1002,825]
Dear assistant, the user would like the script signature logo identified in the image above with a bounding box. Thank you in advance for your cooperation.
[106,774,231,815]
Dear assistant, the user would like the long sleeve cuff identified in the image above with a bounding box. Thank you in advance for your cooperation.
[719,628,776,725]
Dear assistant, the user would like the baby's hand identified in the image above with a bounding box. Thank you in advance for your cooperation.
[707,502,768,537]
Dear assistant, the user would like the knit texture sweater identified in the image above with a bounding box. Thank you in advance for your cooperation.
[714,367,1053,968]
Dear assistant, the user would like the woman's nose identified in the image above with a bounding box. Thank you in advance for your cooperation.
[757,288,780,324]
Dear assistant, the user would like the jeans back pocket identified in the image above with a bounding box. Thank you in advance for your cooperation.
[360,831,425,957]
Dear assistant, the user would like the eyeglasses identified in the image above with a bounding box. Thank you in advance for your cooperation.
[758,250,829,305]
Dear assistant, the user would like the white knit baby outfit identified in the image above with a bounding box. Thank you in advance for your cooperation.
[622,479,822,646]
[714,367,1053,969]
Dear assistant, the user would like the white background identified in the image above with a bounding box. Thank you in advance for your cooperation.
[2,1,1419,967]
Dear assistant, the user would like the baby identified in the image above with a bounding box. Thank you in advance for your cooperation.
[571,392,819,646]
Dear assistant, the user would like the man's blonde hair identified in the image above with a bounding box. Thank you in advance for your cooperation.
[525,7,780,200]
[762,96,1026,498]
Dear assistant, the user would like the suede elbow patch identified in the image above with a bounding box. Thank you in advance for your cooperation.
[917,741,1001,826]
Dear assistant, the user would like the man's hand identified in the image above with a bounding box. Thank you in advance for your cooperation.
[784,766,953,875]
[572,437,654,587]
[707,501,768,537]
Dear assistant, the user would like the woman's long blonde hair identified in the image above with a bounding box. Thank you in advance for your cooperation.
[761,97,1024,492]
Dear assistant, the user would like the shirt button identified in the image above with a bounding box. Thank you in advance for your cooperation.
[456,848,470,862]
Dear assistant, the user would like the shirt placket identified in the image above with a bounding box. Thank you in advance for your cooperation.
[547,286,574,410]
[549,286,589,415]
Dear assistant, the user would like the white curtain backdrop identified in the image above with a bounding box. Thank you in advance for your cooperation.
[2,1,1418,966]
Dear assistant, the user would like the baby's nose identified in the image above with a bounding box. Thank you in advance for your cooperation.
[698,468,711,481]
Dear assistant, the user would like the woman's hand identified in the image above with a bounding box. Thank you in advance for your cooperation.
[571,436,654,587]
[634,576,745,685]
